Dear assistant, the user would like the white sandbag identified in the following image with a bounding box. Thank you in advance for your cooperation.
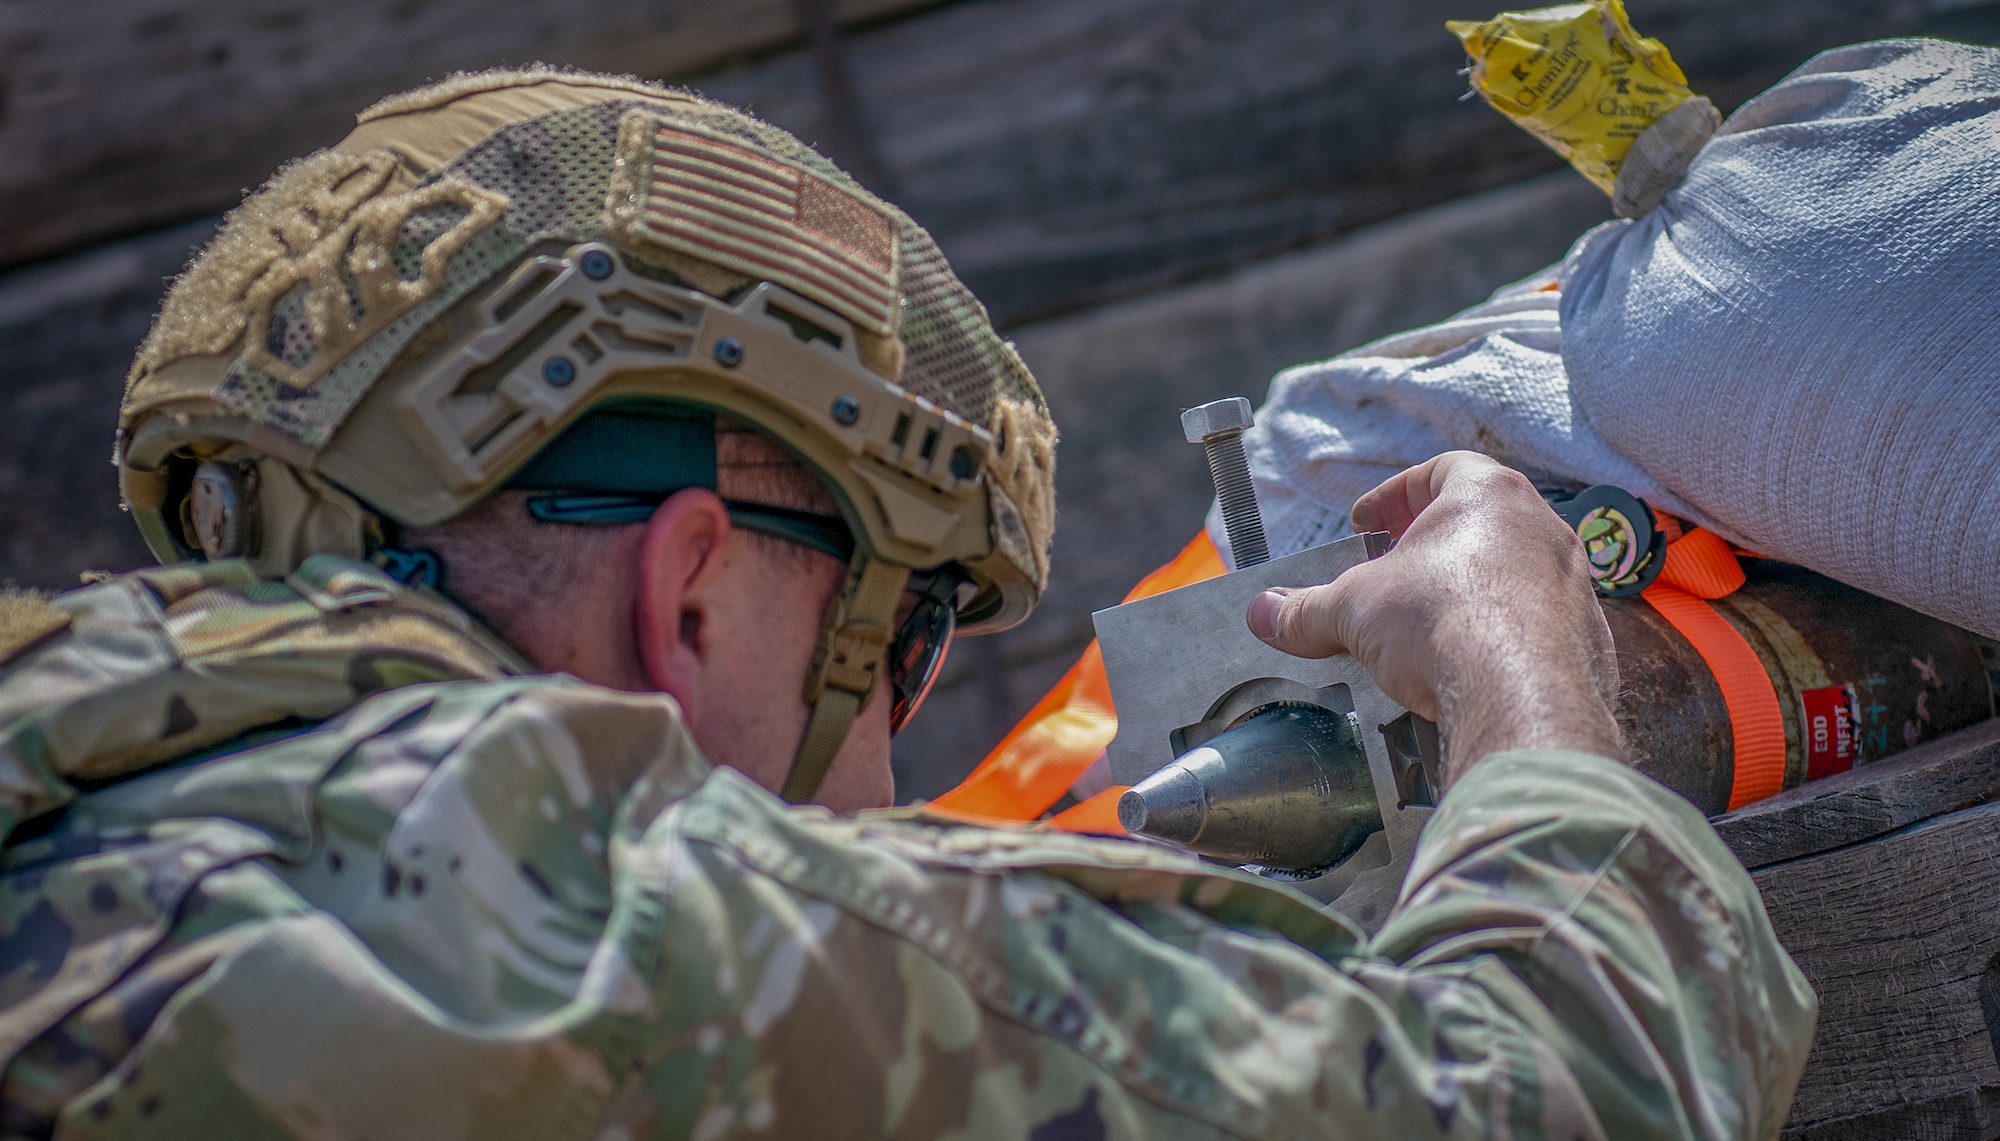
[1232,38,2000,638]
[1563,38,2000,637]
[1223,266,1708,562]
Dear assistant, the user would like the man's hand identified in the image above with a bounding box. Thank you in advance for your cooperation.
[1246,452,1622,782]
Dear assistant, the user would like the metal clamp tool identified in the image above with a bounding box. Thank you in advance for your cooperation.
[1094,398,1438,930]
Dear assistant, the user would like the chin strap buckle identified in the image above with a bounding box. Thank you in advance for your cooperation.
[807,619,895,704]
[782,555,910,803]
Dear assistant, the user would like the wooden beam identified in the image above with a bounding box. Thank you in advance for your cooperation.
[0,0,932,267]
[1782,1088,1995,1140]
[2,0,1972,306]
[1695,717,2000,1133]
[1752,790,2000,1131]
[1718,717,2000,869]
[0,219,214,588]
[688,0,1989,328]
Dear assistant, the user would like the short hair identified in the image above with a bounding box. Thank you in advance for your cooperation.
[405,417,840,640]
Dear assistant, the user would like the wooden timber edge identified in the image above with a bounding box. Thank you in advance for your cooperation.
[1710,717,2000,1138]
[1715,716,2000,870]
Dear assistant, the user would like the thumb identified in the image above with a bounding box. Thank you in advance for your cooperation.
[1245,574,1364,660]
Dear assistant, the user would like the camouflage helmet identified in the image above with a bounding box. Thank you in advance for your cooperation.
[115,68,1058,799]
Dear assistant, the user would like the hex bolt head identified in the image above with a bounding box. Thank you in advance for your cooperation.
[714,337,745,368]
[1181,397,1255,444]
[579,249,616,281]
[541,356,577,387]
[830,394,861,425]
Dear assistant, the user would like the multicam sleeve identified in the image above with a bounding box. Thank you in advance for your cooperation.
[623,749,1816,1141]
[1365,749,1818,1139]
[34,704,1808,1139]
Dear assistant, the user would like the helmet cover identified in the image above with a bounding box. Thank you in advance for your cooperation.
[117,67,1057,633]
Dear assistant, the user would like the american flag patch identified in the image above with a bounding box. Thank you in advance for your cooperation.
[617,119,899,335]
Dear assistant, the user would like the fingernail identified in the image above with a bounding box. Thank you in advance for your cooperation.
[1247,588,1292,640]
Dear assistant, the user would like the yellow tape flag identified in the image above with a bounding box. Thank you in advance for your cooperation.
[1448,0,1695,194]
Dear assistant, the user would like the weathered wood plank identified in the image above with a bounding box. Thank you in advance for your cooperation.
[1719,717,2000,869]
[697,0,1983,327]
[6,0,1989,316]
[1783,1090,1995,1141]
[0,0,932,267]
[1754,796,2000,1130]
[0,218,215,588]
[1727,716,2000,1134]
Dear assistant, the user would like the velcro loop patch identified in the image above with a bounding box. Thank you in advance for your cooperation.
[609,113,899,335]
[0,591,70,667]
[237,167,510,391]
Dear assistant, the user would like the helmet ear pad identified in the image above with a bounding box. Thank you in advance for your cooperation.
[133,445,381,577]
[183,461,258,562]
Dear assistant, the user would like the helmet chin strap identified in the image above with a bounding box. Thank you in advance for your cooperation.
[781,552,910,803]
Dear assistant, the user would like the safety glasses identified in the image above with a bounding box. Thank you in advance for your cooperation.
[525,492,959,732]
[890,569,961,733]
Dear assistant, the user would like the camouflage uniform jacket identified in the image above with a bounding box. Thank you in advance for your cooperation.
[0,559,1816,1139]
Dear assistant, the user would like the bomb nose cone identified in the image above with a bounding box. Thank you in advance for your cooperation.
[1119,761,1210,844]
[1114,703,1382,872]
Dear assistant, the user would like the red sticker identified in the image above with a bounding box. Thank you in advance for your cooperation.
[1802,684,1859,780]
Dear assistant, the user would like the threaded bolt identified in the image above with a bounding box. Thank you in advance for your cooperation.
[1182,397,1269,567]
[1204,432,1270,567]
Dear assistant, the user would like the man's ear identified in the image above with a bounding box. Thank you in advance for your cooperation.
[634,488,733,704]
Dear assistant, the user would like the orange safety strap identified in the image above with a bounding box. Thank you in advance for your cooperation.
[1640,531,1784,812]
[1639,584,1785,808]
[929,532,1226,826]
[1045,786,1128,834]
[1654,524,1745,599]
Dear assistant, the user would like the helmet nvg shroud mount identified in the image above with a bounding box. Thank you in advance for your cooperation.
[114,69,1058,801]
